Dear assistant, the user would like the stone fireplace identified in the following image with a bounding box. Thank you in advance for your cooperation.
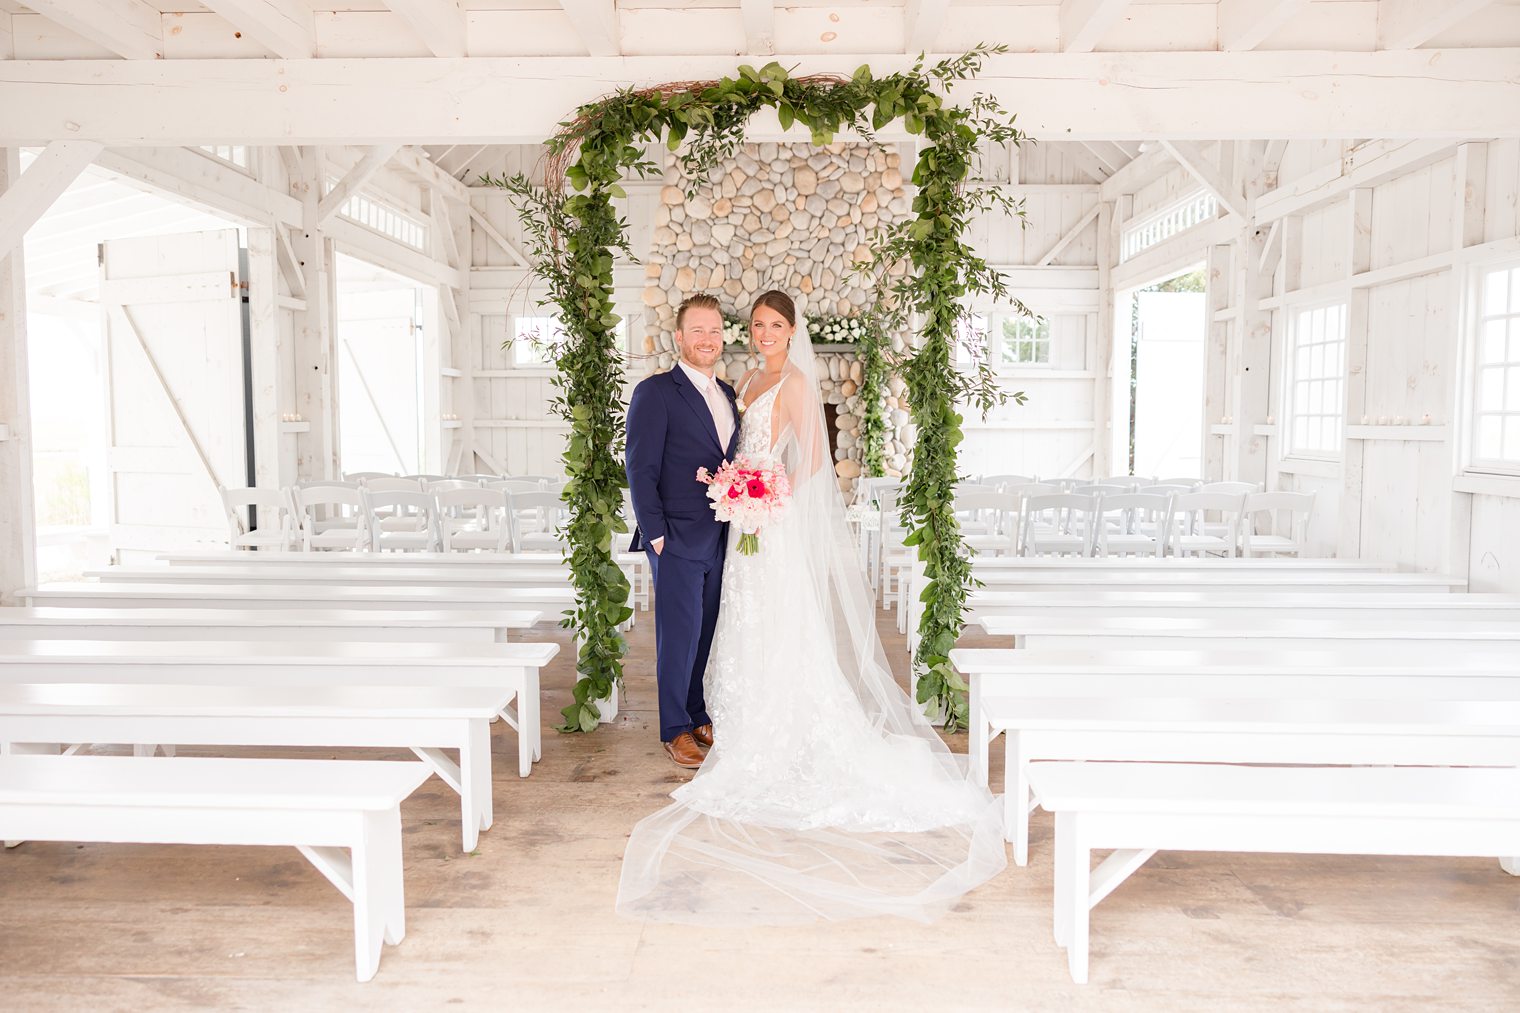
[639,142,917,496]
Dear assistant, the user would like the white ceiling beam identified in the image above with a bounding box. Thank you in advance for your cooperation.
[904,0,948,55]
[467,206,529,269]
[1062,142,1113,183]
[1378,0,1495,50]
[1218,0,1312,52]
[1080,140,1129,175]
[2,51,1518,145]
[1035,203,1101,267]
[740,0,775,57]
[1159,139,1246,219]
[317,144,401,225]
[1058,0,1132,54]
[0,140,102,262]
[198,0,316,60]
[23,0,162,60]
[381,0,468,59]
[558,0,620,57]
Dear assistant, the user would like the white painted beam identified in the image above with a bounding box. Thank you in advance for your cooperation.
[1159,139,1246,219]
[904,0,948,54]
[316,144,401,225]
[558,0,620,57]
[23,0,162,60]
[198,0,315,60]
[1059,0,1132,54]
[740,0,775,56]
[2,51,1518,145]
[0,149,37,604]
[381,0,468,59]
[1035,203,1101,267]
[1378,0,1494,50]
[0,140,101,261]
[1218,0,1312,52]
[1062,142,1113,183]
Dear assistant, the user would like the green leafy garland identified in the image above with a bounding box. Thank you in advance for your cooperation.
[489,45,1026,733]
[856,315,890,477]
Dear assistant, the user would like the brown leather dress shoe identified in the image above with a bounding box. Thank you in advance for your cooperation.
[663,732,705,769]
[692,724,714,748]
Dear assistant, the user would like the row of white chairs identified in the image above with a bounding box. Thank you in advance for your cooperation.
[221,484,568,554]
[342,472,562,491]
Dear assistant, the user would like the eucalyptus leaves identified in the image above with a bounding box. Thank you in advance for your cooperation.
[491,45,1028,733]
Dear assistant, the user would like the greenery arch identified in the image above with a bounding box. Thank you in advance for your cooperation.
[491,46,1028,734]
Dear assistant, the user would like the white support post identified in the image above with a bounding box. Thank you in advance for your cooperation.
[1337,187,1375,560]
[0,149,36,604]
[1092,201,1114,478]
[244,227,288,491]
[1159,140,1247,221]
[1231,142,1274,490]
[292,147,339,480]
[1444,142,1487,580]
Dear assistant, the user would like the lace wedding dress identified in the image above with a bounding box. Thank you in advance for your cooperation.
[616,320,1007,925]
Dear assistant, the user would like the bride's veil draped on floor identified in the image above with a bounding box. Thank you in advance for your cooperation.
[616,304,1007,925]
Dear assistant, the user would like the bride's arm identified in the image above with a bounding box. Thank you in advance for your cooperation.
[771,378,828,485]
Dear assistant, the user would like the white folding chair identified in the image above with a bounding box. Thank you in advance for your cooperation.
[1241,491,1315,557]
[1197,481,1260,495]
[342,472,393,485]
[452,474,499,485]
[1093,493,1173,558]
[1157,477,1202,490]
[365,477,423,494]
[978,474,1037,492]
[436,488,511,552]
[363,489,439,552]
[505,474,556,489]
[293,484,369,550]
[507,491,569,553]
[874,484,912,610]
[402,474,446,483]
[487,479,546,495]
[1095,476,1145,492]
[220,487,295,551]
[427,479,482,494]
[956,490,1021,557]
[1170,492,1247,557]
[1019,493,1099,557]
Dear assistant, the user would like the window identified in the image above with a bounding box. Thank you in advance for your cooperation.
[956,311,1053,370]
[1000,315,1050,365]
[1285,302,1347,459]
[1470,263,1520,473]
[511,315,562,367]
[198,146,251,172]
[326,178,428,250]
[1121,190,1219,262]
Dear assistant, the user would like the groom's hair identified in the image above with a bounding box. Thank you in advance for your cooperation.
[675,293,722,331]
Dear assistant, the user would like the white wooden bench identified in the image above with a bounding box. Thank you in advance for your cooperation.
[966,556,1391,573]
[0,754,431,982]
[0,607,541,643]
[0,682,518,851]
[985,694,1520,865]
[1026,761,1520,984]
[979,614,1520,651]
[950,647,1520,790]
[20,582,576,617]
[967,590,1520,625]
[0,640,559,778]
[90,563,577,589]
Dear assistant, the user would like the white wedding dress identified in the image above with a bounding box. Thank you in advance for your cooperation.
[617,324,1007,925]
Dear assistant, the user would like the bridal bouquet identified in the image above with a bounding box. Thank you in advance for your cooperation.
[696,455,792,555]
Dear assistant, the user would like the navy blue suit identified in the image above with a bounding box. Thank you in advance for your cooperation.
[625,366,740,742]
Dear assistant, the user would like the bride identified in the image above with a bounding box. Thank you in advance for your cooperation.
[617,290,1007,924]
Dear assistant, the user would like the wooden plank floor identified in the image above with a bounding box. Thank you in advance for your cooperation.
[2,612,1517,1010]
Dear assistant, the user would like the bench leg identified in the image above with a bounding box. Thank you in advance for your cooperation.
[1052,811,1090,985]
[968,676,987,788]
[350,808,406,982]
[462,720,493,850]
[1006,733,1031,866]
[3,742,63,848]
[1502,857,1519,876]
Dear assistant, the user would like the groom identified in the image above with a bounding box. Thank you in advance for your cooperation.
[625,293,741,770]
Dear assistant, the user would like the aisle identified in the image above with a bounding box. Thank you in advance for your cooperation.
[0,613,1515,1010]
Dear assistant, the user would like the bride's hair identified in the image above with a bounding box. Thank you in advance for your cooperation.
[750,289,795,326]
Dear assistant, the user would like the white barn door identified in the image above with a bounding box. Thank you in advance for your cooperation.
[100,230,247,560]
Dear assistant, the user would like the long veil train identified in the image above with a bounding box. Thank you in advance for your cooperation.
[616,309,1006,924]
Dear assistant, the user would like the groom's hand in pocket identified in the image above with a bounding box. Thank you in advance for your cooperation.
[651,537,664,555]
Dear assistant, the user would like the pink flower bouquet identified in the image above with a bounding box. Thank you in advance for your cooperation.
[696,454,792,555]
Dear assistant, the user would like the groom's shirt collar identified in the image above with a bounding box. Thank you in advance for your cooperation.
[677,359,720,394]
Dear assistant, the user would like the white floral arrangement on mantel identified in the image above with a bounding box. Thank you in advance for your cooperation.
[722,314,750,346]
[810,315,867,345]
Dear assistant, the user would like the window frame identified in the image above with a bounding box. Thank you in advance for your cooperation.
[1461,257,1520,480]
[1281,298,1348,463]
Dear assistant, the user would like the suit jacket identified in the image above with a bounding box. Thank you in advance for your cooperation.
[625,366,741,561]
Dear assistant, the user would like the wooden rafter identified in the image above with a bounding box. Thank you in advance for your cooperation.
[1218,0,1312,52]
[381,0,468,58]
[198,0,316,60]
[558,0,620,57]
[740,0,775,56]
[1159,140,1246,219]
[23,0,162,60]
[904,0,948,54]
[317,144,401,225]
[1378,0,1494,50]
[1058,0,1132,54]
[0,140,102,261]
